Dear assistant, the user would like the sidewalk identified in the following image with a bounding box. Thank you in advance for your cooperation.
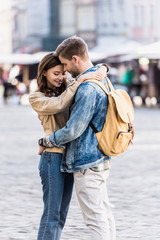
[0,105,160,240]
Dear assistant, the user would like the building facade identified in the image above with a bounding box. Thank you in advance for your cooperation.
[129,0,158,41]
[97,0,159,42]
[0,0,13,54]
[43,0,97,50]
[1,0,160,54]
[12,0,28,52]
[12,0,50,53]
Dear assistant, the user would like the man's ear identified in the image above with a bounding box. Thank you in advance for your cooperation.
[72,55,79,64]
[43,70,47,76]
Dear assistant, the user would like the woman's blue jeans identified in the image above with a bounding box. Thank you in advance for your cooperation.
[37,152,73,240]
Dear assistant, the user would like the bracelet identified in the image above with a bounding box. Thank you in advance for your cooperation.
[44,136,55,148]
[38,138,46,147]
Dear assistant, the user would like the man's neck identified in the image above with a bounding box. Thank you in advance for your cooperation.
[79,60,93,74]
[75,61,95,80]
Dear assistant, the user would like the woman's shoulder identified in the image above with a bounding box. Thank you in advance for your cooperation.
[29,91,45,99]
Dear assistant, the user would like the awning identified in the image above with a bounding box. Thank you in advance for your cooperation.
[0,51,107,65]
[89,37,142,59]
[0,52,49,65]
[136,41,160,59]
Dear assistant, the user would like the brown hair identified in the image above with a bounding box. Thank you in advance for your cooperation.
[55,36,89,60]
[37,52,67,97]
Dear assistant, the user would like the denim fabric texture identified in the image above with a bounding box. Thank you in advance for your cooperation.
[37,152,73,240]
[48,66,110,172]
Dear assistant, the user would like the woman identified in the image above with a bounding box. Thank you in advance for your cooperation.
[29,52,106,240]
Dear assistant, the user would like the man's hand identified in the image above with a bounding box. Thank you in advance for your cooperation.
[38,145,46,155]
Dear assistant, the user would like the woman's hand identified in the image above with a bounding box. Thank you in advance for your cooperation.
[38,115,43,126]
[95,66,107,81]
[77,66,107,83]
[38,145,45,155]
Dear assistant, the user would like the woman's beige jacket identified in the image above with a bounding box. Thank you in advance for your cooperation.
[29,81,81,153]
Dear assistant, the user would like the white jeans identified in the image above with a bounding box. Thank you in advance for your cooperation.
[74,167,116,240]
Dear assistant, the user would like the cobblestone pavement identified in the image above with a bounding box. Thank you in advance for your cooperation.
[0,105,160,240]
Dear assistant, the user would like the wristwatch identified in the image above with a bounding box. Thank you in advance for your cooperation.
[38,138,46,147]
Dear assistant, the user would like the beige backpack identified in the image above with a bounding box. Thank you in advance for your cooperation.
[86,77,134,156]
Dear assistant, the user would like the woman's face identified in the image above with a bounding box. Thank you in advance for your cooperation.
[44,64,65,88]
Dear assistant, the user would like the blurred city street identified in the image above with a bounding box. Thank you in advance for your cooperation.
[0,105,160,240]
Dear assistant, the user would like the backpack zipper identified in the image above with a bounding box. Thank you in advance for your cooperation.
[116,130,132,139]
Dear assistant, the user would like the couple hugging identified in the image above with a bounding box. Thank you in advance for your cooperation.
[29,36,116,240]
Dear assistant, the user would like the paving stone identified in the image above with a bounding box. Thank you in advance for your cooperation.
[0,106,160,240]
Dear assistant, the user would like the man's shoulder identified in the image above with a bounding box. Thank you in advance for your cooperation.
[79,80,98,90]
[78,80,107,96]
[77,81,98,96]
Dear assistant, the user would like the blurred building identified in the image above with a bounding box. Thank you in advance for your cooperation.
[12,0,49,53]
[1,0,160,54]
[0,0,13,54]
[97,0,126,38]
[75,0,97,48]
[42,0,73,51]
[43,0,97,50]
[12,0,27,52]
[128,0,160,41]
[97,0,160,42]
[1,0,160,105]
[11,0,97,52]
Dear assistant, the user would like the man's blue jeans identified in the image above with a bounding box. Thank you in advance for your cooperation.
[37,152,73,240]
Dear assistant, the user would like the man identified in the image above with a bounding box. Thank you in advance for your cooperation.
[41,36,116,240]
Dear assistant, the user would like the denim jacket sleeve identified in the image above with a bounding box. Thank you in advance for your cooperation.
[46,83,97,147]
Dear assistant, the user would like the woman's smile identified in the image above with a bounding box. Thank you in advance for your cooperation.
[54,79,63,86]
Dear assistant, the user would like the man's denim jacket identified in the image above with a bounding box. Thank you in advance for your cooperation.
[46,66,110,172]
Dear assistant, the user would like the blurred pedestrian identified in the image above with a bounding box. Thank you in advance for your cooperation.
[2,70,13,104]
[41,36,116,240]
[29,52,106,240]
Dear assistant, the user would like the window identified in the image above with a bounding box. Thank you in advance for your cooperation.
[140,5,144,28]
[150,4,154,27]
[134,5,138,28]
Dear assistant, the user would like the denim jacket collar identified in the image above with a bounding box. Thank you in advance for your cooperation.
[75,66,99,81]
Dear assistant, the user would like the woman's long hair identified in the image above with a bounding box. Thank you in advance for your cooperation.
[37,52,67,97]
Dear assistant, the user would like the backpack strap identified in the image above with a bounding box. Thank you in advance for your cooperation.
[84,78,112,134]
[105,76,115,92]
[89,122,98,134]
[84,77,114,94]
[84,79,109,95]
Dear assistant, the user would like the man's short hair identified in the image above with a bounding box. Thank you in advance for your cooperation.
[55,36,89,60]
